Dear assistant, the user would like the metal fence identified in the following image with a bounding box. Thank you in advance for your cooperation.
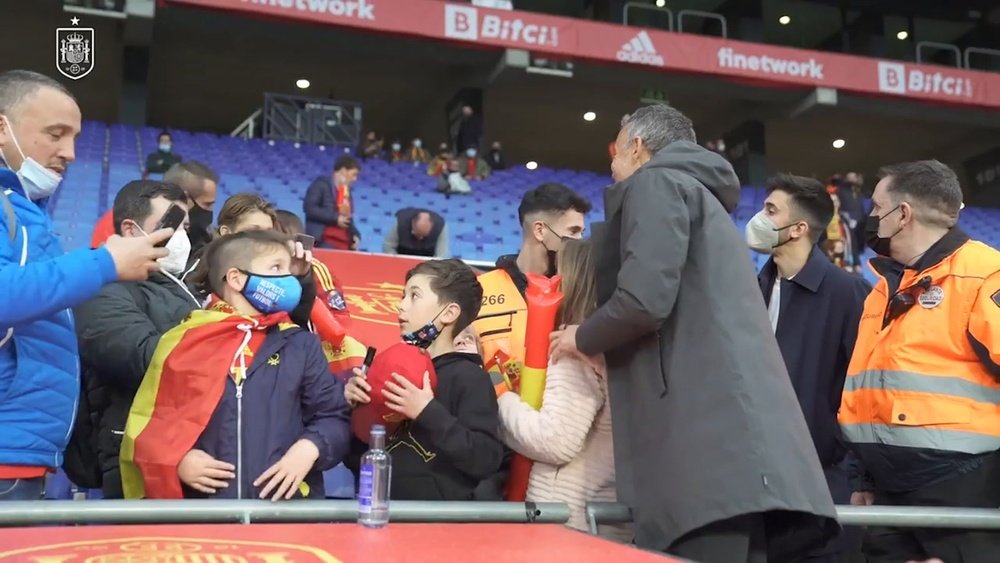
[0,500,568,527]
[2,499,998,534]
[584,502,1000,536]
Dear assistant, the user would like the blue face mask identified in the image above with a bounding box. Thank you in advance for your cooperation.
[159,143,172,153]
[239,270,302,314]
[466,149,476,158]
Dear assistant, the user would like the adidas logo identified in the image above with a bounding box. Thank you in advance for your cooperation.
[617,31,664,66]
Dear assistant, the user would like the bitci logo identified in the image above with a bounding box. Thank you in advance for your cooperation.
[445,5,479,40]
[444,4,559,46]
[56,18,94,80]
[877,61,973,99]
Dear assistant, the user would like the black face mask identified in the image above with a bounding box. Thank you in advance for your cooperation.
[188,204,213,232]
[541,223,570,278]
[864,206,901,257]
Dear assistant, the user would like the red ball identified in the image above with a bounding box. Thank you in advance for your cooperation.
[351,342,438,441]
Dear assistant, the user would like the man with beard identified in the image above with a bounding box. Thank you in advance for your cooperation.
[550,104,838,563]
[90,161,217,254]
[163,161,217,255]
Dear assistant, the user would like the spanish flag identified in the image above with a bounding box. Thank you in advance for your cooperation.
[120,302,294,499]
[323,335,368,383]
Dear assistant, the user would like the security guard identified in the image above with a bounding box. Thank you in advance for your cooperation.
[474,183,590,394]
[472,183,590,500]
[839,160,1000,563]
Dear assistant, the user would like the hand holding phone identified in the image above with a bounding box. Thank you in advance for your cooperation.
[152,204,187,247]
[295,234,315,251]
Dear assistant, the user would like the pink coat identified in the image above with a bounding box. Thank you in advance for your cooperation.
[498,355,631,541]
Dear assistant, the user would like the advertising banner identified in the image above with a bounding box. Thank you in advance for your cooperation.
[168,0,1000,109]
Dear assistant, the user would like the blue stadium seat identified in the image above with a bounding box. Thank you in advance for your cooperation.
[52,121,1000,258]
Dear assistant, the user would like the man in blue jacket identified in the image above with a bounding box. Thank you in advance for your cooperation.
[747,173,872,561]
[0,70,171,500]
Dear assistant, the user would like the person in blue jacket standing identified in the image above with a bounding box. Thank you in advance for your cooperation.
[0,70,172,500]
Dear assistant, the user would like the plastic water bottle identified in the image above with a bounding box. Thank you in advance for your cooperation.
[358,424,391,528]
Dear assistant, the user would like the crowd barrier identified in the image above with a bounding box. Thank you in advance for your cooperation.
[584,502,1000,535]
[3,499,998,534]
[0,500,568,527]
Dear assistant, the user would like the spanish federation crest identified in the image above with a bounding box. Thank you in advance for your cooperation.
[56,26,94,80]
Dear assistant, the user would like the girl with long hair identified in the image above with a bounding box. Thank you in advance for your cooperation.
[497,238,628,540]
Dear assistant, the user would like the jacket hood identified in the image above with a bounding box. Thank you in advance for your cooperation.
[643,141,741,212]
[433,351,484,371]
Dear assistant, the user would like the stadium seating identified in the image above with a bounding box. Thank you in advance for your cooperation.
[53,121,1000,277]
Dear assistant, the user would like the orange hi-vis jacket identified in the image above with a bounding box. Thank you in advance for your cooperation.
[474,268,527,395]
[839,230,1000,489]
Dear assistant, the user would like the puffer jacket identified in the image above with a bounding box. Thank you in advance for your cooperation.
[0,168,117,467]
[75,273,201,497]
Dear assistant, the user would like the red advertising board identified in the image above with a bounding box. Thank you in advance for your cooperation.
[314,249,425,351]
[0,523,674,562]
[167,0,1000,109]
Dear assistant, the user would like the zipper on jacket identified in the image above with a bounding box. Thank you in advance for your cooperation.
[235,380,244,500]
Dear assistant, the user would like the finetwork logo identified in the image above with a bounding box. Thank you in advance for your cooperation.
[877,62,973,99]
[617,31,664,67]
[242,0,375,21]
[444,4,559,46]
[717,47,824,79]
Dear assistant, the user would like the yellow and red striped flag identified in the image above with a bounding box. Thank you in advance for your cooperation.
[120,303,293,499]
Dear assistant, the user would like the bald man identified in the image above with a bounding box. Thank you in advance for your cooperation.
[383,207,449,257]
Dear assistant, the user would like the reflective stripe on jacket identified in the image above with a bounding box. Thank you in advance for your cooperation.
[840,234,1000,460]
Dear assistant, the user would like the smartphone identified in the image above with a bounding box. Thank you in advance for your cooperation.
[152,204,186,247]
[295,233,315,251]
[360,347,377,375]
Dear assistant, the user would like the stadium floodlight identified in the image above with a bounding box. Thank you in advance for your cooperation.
[526,161,539,170]
[832,139,846,149]
[896,31,909,40]
[583,111,597,122]
[296,79,311,89]
[779,16,791,25]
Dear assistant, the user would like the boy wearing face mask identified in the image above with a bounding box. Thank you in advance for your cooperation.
[120,230,351,500]
[343,259,503,500]
[746,174,871,562]
[75,180,204,498]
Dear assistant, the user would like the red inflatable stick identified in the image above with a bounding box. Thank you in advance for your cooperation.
[311,296,347,349]
[504,273,563,502]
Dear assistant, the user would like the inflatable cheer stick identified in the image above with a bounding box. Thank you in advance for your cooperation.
[311,296,347,349]
[505,273,563,502]
[519,273,563,408]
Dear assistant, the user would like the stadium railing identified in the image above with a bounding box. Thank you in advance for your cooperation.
[584,502,1000,535]
[0,500,568,526]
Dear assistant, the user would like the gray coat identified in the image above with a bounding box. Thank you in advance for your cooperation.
[577,141,838,556]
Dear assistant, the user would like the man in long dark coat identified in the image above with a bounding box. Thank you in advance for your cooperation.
[551,105,839,563]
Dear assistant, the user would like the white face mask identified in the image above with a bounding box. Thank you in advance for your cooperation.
[138,223,191,275]
[1,116,62,201]
[745,211,788,254]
